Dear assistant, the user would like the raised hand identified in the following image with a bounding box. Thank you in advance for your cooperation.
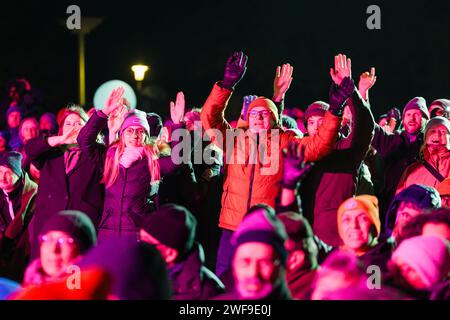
[241,95,258,121]
[108,103,128,143]
[273,63,293,103]
[282,143,314,190]
[330,54,352,86]
[170,91,185,125]
[222,51,248,90]
[359,68,377,93]
[103,87,126,116]
[61,126,80,145]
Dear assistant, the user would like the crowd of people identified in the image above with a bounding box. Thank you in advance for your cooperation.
[0,52,449,300]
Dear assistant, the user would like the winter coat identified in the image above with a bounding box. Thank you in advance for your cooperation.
[0,172,37,282]
[25,123,105,258]
[299,89,374,246]
[371,127,423,218]
[200,83,341,231]
[170,243,224,300]
[76,112,160,240]
[396,148,450,193]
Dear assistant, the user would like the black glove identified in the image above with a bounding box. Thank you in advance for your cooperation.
[221,51,248,90]
[282,142,314,190]
[329,76,354,117]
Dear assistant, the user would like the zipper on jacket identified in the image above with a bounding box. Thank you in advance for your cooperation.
[246,134,259,212]
[119,168,127,237]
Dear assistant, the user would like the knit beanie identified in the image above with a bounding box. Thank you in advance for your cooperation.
[39,210,97,253]
[424,116,450,138]
[429,99,450,117]
[305,101,330,120]
[402,97,429,120]
[0,151,22,177]
[232,206,288,265]
[392,235,450,288]
[278,211,314,242]
[246,97,279,124]
[120,109,150,136]
[337,195,381,239]
[146,112,163,138]
[140,204,197,255]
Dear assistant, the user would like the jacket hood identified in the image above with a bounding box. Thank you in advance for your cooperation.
[384,184,441,237]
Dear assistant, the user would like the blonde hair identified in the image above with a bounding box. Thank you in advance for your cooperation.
[103,133,160,188]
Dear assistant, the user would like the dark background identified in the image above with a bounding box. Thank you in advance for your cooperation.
[1,0,450,120]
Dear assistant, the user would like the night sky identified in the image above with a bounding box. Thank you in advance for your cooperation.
[2,0,450,120]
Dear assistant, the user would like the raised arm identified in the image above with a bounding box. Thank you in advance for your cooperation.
[200,51,248,147]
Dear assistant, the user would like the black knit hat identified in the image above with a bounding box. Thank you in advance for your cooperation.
[0,151,22,178]
[140,204,197,255]
[39,210,97,253]
[146,112,163,138]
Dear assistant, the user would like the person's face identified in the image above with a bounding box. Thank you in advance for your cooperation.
[340,209,373,251]
[403,110,423,134]
[248,107,275,133]
[7,111,21,129]
[139,229,178,265]
[62,113,85,137]
[233,242,283,300]
[311,270,358,300]
[422,222,450,241]
[430,105,444,117]
[394,202,422,236]
[40,231,80,277]
[0,165,19,192]
[0,136,6,150]
[306,116,324,136]
[21,119,39,142]
[392,256,428,290]
[426,124,450,152]
[285,239,306,272]
[378,117,388,127]
[343,105,352,123]
[123,126,146,147]
[40,116,54,132]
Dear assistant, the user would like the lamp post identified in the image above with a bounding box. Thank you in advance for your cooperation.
[131,64,149,91]
[65,17,103,106]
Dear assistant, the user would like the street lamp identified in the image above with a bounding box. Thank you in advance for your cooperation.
[62,17,103,106]
[131,64,149,91]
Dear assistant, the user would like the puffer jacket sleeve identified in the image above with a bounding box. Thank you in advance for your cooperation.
[290,111,341,162]
[200,82,234,151]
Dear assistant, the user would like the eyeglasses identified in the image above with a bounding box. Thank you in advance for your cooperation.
[124,127,146,136]
[249,110,271,118]
[39,235,75,246]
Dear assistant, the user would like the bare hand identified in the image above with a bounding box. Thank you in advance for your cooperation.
[170,91,185,125]
[330,54,352,86]
[104,87,126,116]
[273,63,293,102]
[358,67,377,93]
